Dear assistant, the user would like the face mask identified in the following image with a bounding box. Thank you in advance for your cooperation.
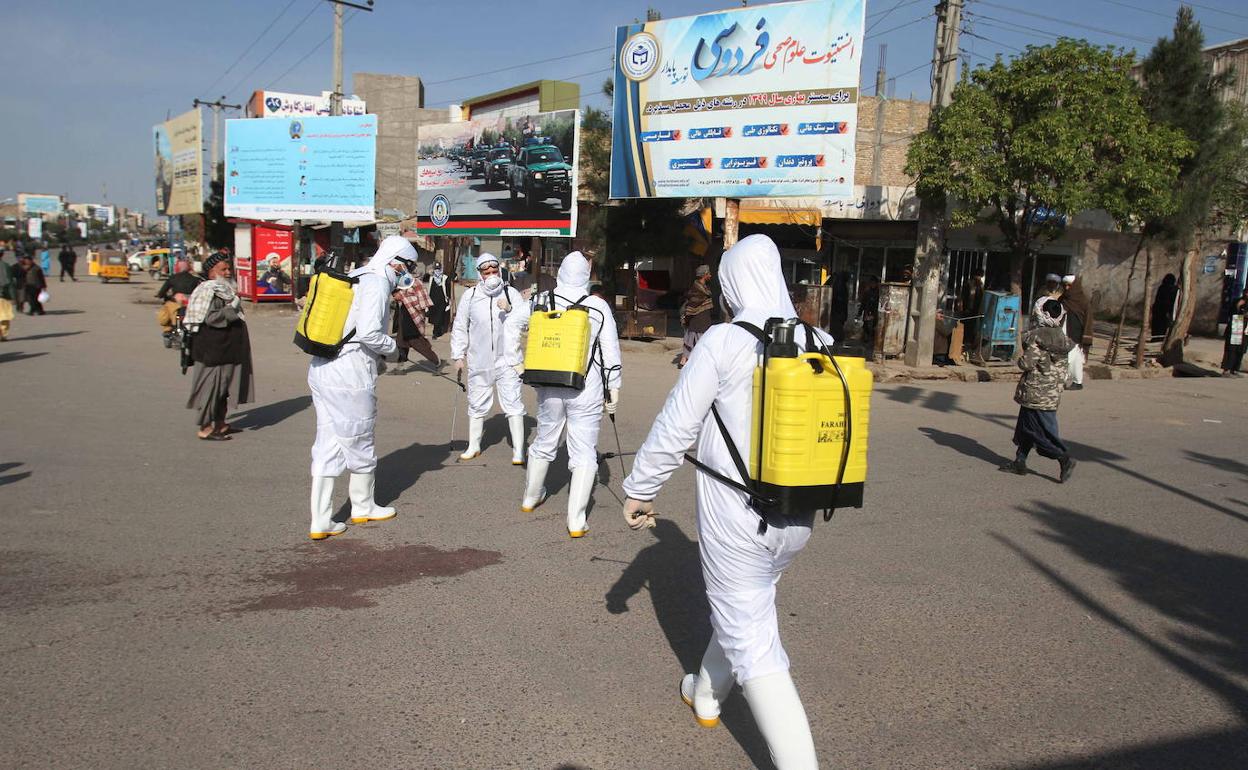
[396,272,415,290]
[483,274,503,292]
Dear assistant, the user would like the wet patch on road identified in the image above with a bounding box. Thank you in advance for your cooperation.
[0,549,135,612]
[229,539,502,612]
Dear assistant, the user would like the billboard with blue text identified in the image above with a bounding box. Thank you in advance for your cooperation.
[610,0,864,199]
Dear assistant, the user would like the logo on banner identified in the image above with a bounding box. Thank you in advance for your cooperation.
[430,194,451,228]
[622,32,661,82]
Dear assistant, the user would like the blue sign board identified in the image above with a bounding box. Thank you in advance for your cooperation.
[224,115,377,221]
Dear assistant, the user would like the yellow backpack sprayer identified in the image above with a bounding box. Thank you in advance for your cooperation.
[521,292,594,389]
[293,257,357,359]
[686,318,871,530]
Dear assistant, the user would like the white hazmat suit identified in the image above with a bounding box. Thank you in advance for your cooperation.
[307,236,416,540]
[622,234,823,769]
[450,253,527,463]
[504,252,622,537]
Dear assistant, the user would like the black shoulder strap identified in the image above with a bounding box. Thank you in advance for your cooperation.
[732,320,768,346]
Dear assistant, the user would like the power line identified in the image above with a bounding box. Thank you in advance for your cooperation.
[974,1,1155,44]
[1090,0,1246,38]
[965,15,1064,45]
[961,28,1023,53]
[866,11,937,40]
[425,46,613,87]
[200,0,301,96]
[1183,1,1248,23]
[866,0,924,34]
[225,0,323,99]
[269,9,359,90]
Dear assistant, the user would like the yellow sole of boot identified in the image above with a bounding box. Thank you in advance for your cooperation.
[349,513,396,524]
[568,530,587,538]
[457,453,480,462]
[680,692,721,728]
[309,530,344,541]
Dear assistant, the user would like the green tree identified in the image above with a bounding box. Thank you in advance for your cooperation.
[1138,8,1248,359]
[906,39,1190,306]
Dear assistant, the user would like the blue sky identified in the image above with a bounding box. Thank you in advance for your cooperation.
[3,0,1246,217]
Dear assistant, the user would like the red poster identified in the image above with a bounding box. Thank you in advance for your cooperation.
[251,224,294,301]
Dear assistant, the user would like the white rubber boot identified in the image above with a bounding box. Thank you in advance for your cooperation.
[566,466,595,538]
[508,414,526,466]
[742,671,819,770]
[458,416,484,461]
[680,634,734,728]
[309,476,346,541]
[348,472,396,523]
[520,458,549,512]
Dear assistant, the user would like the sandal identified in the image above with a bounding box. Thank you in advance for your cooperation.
[198,432,232,441]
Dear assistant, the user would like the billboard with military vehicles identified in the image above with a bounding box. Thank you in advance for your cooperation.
[415,109,579,237]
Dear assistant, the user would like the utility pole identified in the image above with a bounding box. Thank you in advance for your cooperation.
[903,0,962,367]
[192,97,242,184]
[326,0,374,260]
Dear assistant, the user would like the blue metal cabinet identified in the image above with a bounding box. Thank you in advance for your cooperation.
[980,291,1020,360]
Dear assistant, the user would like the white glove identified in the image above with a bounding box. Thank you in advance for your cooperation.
[497,296,512,312]
[623,498,657,530]
[452,359,465,375]
[513,363,525,376]
[605,388,620,415]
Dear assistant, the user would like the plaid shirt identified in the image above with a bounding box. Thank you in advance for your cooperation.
[395,278,432,332]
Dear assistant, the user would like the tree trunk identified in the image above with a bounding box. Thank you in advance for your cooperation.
[1162,240,1200,364]
[1105,233,1146,365]
[1135,246,1152,369]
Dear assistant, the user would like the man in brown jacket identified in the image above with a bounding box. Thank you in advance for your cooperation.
[1000,299,1077,482]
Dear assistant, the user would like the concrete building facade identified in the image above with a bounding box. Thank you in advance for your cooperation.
[353,72,446,218]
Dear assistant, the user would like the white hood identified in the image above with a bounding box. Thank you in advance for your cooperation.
[717,234,798,329]
[350,235,417,287]
[555,251,591,297]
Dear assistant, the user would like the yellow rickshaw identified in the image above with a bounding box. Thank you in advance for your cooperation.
[98,250,129,282]
[87,249,101,276]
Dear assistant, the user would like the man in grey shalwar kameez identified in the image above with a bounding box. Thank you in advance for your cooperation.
[185,252,254,440]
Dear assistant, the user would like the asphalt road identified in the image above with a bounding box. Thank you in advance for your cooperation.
[2,271,1247,769]
[418,158,572,218]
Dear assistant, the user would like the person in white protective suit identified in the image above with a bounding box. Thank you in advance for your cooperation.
[307,236,418,540]
[450,252,528,464]
[504,251,622,538]
[621,234,824,770]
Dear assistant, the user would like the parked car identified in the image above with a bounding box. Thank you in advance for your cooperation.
[507,144,573,210]
[484,147,515,188]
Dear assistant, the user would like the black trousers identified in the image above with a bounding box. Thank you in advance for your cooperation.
[1013,406,1067,461]
[24,286,44,315]
[58,262,76,280]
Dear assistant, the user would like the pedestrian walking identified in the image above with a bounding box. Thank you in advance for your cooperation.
[390,269,440,373]
[450,253,528,464]
[1060,274,1091,390]
[184,253,254,441]
[505,251,622,538]
[1151,273,1179,339]
[427,262,452,338]
[1000,299,1077,481]
[678,264,714,368]
[1220,287,1248,377]
[155,260,203,346]
[0,257,15,341]
[1031,273,1063,325]
[306,236,416,540]
[620,234,824,770]
[57,244,78,282]
[20,255,47,316]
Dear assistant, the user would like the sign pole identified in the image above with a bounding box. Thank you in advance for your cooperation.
[723,198,740,250]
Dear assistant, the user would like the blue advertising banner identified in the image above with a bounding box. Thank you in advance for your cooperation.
[224,114,377,221]
[610,0,864,199]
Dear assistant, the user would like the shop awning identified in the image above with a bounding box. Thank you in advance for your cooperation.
[736,207,823,227]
